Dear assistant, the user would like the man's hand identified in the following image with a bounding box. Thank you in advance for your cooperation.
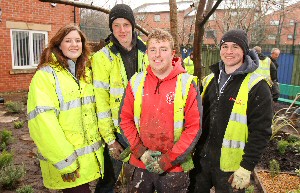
[140,150,161,166]
[108,141,124,160]
[228,166,251,189]
[146,158,164,174]
[61,169,80,182]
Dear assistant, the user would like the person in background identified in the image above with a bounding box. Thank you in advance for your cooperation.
[183,51,194,75]
[269,48,281,102]
[119,28,202,193]
[27,24,104,193]
[91,4,148,193]
[190,29,272,193]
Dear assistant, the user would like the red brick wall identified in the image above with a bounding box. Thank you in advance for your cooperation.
[0,0,80,93]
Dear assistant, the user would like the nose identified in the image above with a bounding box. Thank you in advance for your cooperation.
[155,50,161,57]
[71,40,77,46]
[120,25,125,32]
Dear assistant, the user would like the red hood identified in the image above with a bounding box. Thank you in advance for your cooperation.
[147,57,186,81]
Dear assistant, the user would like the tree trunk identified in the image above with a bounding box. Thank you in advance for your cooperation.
[169,0,181,57]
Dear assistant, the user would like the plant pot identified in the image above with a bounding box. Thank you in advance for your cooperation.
[253,168,300,193]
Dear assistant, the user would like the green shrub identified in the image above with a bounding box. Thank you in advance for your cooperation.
[14,120,24,129]
[245,185,254,193]
[0,150,13,169]
[287,134,300,143]
[4,101,23,113]
[0,164,25,190]
[0,129,13,146]
[277,140,289,155]
[269,159,280,178]
[16,185,34,193]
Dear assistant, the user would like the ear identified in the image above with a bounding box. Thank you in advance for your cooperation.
[172,50,176,56]
[59,45,61,50]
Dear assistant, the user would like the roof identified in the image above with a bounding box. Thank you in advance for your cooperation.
[134,1,194,13]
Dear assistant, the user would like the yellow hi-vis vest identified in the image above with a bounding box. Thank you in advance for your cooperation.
[129,71,197,171]
[183,56,194,75]
[92,37,148,143]
[27,64,104,189]
[255,57,272,86]
[202,72,265,172]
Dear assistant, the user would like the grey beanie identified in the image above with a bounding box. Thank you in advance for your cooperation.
[109,4,135,32]
[220,29,249,54]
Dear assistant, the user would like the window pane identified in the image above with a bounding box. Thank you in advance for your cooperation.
[33,33,46,65]
[12,31,29,67]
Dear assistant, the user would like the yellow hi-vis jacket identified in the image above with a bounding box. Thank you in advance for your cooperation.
[91,37,148,143]
[27,63,104,189]
[130,71,197,171]
[183,56,194,75]
[255,57,272,86]
[202,72,265,171]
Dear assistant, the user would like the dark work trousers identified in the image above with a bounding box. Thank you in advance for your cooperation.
[62,183,91,193]
[94,133,128,193]
[127,167,190,193]
[189,157,245,193]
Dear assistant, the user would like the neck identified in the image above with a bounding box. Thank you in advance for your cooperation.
[153,67,173,80]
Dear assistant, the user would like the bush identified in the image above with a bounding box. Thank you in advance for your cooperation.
[16,185,34,193]
[277,140,289,155]
[0,129,13,147]
[269,159,280,178]
[14,120,24,129]
[4,101,23,113]
[0,164,25,190]
[0,150,13,169]
[287,134,300,143]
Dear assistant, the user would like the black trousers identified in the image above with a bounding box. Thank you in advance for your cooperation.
[62,183,91,193]
[189,157,245,193]
[94,133,128,193]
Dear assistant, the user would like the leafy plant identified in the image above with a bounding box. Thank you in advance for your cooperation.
[14,120,24,129]
[269,159,280,178]
[0,164,25,190]
[0,129,13,147]
[16,185,34,193]
[245,185,254,193]
[4,101,23,113]
[287,134,300,143]
[277,140,289,155]
[271,108,298,140]
[0,150,13,169]
[295,167,300,177]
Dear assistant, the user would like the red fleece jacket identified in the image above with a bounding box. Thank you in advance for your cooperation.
[120,57,202,172]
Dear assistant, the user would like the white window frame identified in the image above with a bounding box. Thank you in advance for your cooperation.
[11,29,48,69]
[287,34,293,40]
[154,14,161,22]
[270,20,279,26]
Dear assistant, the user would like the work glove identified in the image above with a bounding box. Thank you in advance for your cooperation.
[228,166,251,190]
[140,150,161,166]
[61,168,80,182]
[108,141,124,160]
[146,158,164,174]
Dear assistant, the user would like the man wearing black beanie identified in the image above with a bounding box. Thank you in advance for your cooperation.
[92,3,148,193]
[189,29,273,193]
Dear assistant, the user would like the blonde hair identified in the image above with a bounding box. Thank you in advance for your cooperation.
[147,29,174,49]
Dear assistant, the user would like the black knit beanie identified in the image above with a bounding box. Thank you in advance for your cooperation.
[220,29,249,54]
[109,4,135,32]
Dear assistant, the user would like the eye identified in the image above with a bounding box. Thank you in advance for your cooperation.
[76,39,81,43]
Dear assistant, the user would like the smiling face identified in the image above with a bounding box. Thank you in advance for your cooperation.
[220,42,244,74]
[112,18,133,50]
[147,38,175,79]
[59,30,82,62]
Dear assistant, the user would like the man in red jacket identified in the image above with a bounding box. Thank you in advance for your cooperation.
[119,29,202,193]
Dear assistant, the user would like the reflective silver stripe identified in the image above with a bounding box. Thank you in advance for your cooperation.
[229,112,247,124]
[38,140,103,170]
[61,99,81,111]
[113,119,119,127]
[102,47,113,62]
[110,88,124,96]
[248,73,262,89]
[174,121,183,129]
[82,96,95,105]
[94,80,110,90]
[181,73,190,97]
[97,111,112,119]
[132,72,144,99]
[259,67,270,71]
[28,106,59,120]
[134,116,140,126]
[222,139,245,149]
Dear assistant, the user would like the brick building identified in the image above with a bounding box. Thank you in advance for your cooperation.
[0,0,79,92]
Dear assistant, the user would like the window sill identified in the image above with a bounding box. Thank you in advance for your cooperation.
[10,68,36,75]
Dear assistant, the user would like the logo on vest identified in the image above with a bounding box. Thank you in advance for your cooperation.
[229,97,245,105]
[166,92,175,104]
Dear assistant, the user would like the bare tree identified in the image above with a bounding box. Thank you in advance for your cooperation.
[169,0,181,57]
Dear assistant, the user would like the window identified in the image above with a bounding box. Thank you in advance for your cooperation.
[154,14,161,22]
[270,20,279,26]
[290,20,295,26]
[206,30,216,39]
[287,34,294,40]
[11,29,48,69]
[268,35,276,40]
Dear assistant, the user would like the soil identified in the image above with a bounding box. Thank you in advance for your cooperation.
[0,92,299,193]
